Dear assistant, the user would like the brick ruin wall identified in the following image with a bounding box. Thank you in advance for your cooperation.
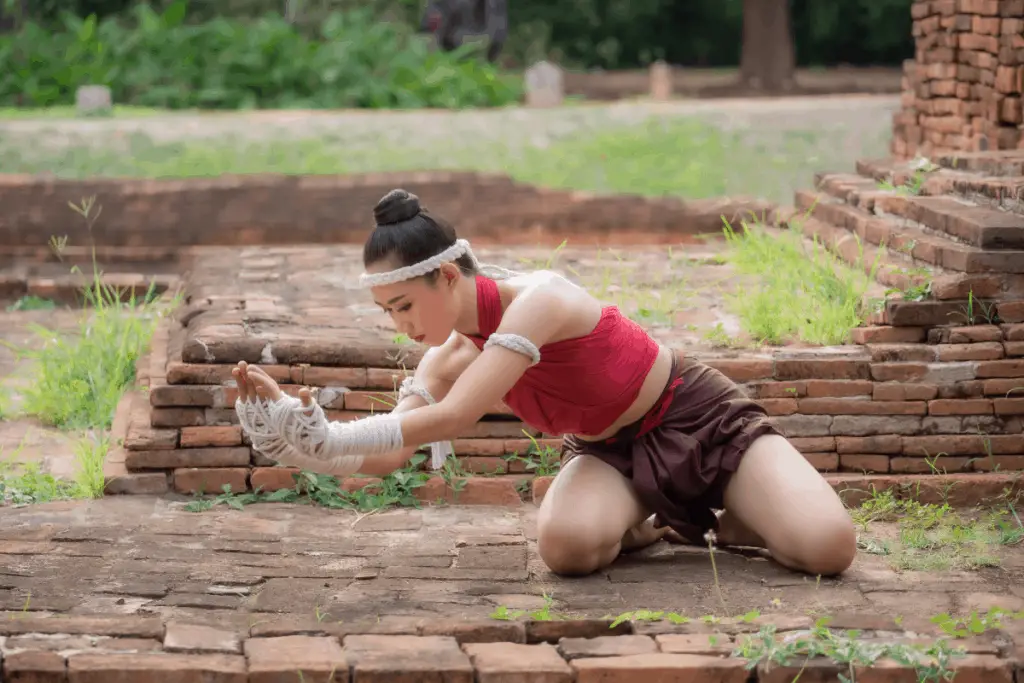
[892,0,1024,158]
[107,309,1024,507]
[0,172,773,254]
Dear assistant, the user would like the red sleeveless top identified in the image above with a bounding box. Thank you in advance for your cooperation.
[465,276,660,437]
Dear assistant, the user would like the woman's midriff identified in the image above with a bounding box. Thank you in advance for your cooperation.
[573,344,675,443]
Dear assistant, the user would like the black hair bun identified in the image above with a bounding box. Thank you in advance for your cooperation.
[374,189,421,226]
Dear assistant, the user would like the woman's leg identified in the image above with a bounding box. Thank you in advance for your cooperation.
[537,454,656,576]
[718,433,858,576]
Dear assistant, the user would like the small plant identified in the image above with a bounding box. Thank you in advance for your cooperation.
[503,431,562,477]
[489,593,560,622]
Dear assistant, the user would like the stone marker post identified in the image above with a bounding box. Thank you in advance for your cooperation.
[649,60,672,101]
[525,61,564,108]
[75,85,113,116]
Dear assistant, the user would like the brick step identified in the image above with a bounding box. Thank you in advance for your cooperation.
[935,150,1024,176]
[857,157,1024,208]
[0,271,178,305]
[794,189,1024,274]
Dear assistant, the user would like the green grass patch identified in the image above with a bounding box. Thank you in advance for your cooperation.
[850,489,1024,572]
[720,213,881,346]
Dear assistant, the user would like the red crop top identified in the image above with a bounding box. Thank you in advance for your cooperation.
[465,275,661,437]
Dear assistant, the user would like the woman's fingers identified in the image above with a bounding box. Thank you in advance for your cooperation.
[298,387,313,408]
[233,362,251,402]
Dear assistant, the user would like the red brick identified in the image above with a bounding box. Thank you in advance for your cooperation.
[150,385,217,407]
[804,453,839,471]
[803,380,874,397]
[126,447,250,470]
[797,398,926,415]
[758,398,798,415]
[870,363,928,382]
[451,439,506,456]
[151,407,206,428]
[983,378,1024,395]
[180,426,242,447]
[172,467,249,494]
[303,366,368,386]
[245,635,348,683]
[701,358,773,381]
[850,326,927,345]
[3,650,66,682]
[67,653,246,682]
[872,383,939,401]
[994,398,1024,414]
[774,359,870,381]
[904,434,1024,455]
[928,398,994,414]
[655,634,735,656]
[839,454,892,472]
[344,635,473,683]
[164,623,241,654]
[745,381,806,398]
[759,659,843,683]
[976,360,1024,377]
[0,615,164,638]
[891,456,972,473]
[937,380,986,399]
[974,455,1024,470]
[572,654,748,683]
[1003,324,1024,341]
[463,642,572,683]
[998,301,1024,322]
[835,435,903,454]
[419,621,526,644]
[788,436,836,452]
[532,476,554,503]
[250,467,300,492]
[866,343,936,363]
[415,476,523,506]
[1006,341,1024,356]
[557,636,657,660]
[459,456,509,475]
[503,439,561,456]
[936,342,1004,361]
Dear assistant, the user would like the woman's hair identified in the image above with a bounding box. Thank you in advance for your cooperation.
[363,188,477,283]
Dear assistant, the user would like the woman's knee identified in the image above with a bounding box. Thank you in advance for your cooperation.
[537,517,618,576]
[774,513,858,576]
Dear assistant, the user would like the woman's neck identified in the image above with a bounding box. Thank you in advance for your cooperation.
[452,273,484,337]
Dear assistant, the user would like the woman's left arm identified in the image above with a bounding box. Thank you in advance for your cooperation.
[398,287,567,444]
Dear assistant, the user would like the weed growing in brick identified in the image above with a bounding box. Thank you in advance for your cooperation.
[503,431,562,477]
[850,489,1023,571]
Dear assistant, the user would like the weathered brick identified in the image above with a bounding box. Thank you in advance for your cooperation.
[839,454,892,472]
[463,642,573,683]
[831,415,923,436]
[758,398,798,415]
[67,653,247,682]
[788,436,836,452]
[936,342,1005,361]
[245,635,348,683]
[929,398,993,414]
[866,344,937,363]
[419,620,526,644]
[572,654,748,683]
[891,456,972,473]
[994,398,1024,414]
[797,398,926,415]
[803,379,874,397]
[850,326,927,345]
[172,467,249,494]
[976,360,1024,377]
[179,426,242,448]
[151,407,206,428]
[164,623,241,654]
[0,615,164,638]
[771,414,833,437]
[557,636,657,660]
[344,635,473,683]
[804,453,839,471]
[126,447,250,470]
[774,358,870,381]
[1006,341,1024,356]
[745,381,806,398]
[150,385,217,407]
[870,363,928,382]
[872,383,939,401]
[835,435,904,454]
[3,650,66,682]
[701,358,774,381]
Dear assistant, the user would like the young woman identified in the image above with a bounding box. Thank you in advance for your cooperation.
[233,189,858,577]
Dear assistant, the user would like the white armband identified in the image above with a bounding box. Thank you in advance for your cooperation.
[397,376,453,471]
[483,333,541,366]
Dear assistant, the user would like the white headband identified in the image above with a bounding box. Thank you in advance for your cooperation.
[357,239,515,288]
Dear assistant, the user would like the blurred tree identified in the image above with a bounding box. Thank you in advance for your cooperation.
[739,0,795,92]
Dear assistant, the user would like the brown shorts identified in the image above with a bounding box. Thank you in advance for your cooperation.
[561,351,784,544]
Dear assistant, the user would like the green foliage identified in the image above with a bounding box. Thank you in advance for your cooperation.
[0,2,522,109]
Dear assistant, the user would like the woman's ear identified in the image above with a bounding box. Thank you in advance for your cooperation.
[439,263,459,288]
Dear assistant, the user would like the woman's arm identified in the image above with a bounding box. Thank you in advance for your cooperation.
[240,287,569,467]
[234,337,468,477]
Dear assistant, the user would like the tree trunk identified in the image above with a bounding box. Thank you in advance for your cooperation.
[739,0,796,93]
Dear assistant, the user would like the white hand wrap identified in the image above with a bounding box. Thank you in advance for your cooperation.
[235,395,404,477]
[397,376,453,470]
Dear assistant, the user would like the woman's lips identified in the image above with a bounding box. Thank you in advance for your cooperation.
[413,335,426,343]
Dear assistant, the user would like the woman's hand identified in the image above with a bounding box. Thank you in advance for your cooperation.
[231,361,314,408]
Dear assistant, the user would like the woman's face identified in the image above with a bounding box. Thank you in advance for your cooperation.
[368,264,462,347]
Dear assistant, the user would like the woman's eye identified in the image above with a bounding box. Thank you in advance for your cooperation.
[398,304,412,313]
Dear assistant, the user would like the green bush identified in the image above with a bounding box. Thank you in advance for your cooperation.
[0,1,522,109]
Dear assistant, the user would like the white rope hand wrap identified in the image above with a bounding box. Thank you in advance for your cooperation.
[270,398,403,465]
[484,333,541,366]
[397,376,453,470]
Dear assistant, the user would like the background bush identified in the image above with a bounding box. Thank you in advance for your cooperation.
[0,1,522,108]
[4,0,914,71]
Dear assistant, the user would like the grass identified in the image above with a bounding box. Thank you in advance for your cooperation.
[850,488,1024,572]
[0,108,892,205]
[721,212,882,346]
[0,105,171,119]
[0,196,171,506]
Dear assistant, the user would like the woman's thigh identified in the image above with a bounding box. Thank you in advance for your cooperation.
[537,453,650,570]
[722,433,858,576]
